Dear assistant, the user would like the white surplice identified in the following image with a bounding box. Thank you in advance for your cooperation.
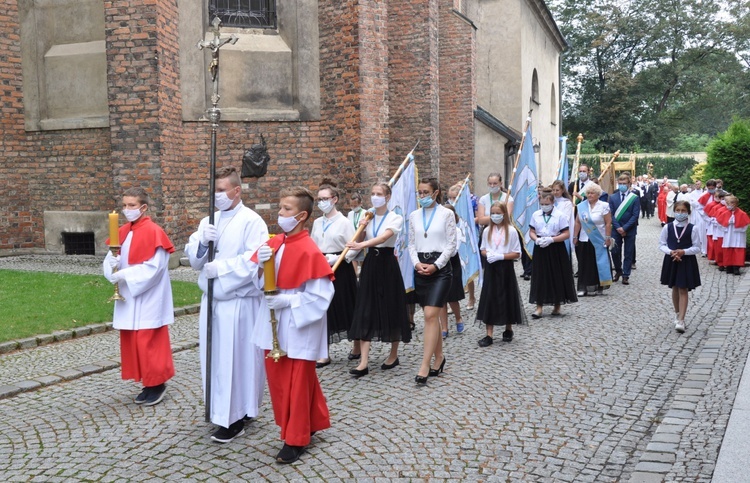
[184,203,268,427]
[103,234,174,331]
[251,243,335,362]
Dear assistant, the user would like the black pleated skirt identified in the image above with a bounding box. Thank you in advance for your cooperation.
[660,254,701,290]
[325,253,358,343]
[446,254,465,303]
[475,259,526,326]
[414,252,453,308]
[529,242,578,306]
[348,247,412,343]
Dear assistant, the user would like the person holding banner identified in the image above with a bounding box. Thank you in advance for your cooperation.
[528,192,577,318]
[311,181,359,368]
[346,182,411,378]
[573,184,613,296]
[476,173,514,229]
[409,178,457,384]
[476,201,525,346]
[609,173,640,285]
[184,167,268,443]
[103,187,175,407]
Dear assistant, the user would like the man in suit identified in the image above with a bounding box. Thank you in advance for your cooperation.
[646,177,658,218]
[568,163,591,203]
[609,173,640,285]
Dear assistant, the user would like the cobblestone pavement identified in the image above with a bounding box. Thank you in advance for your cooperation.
[0,218,747,481]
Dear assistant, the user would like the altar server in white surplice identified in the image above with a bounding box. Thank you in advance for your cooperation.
[185,166,269,444]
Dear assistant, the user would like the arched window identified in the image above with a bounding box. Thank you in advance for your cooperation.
[550,83,557,125]
[209,0,277,29]
[531,69,539,105]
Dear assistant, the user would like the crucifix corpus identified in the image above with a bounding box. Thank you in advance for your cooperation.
[196,17,238,423]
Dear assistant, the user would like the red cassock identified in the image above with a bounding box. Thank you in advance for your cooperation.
[657,187,669,223]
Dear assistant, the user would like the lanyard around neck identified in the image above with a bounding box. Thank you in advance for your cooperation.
[422,206,437,238]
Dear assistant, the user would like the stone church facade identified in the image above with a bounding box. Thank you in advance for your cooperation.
[0,0,565,254]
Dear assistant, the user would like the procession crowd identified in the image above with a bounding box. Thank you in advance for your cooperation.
[99,163,747,465]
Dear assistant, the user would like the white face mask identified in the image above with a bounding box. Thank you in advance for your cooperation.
[317,199,334,214]
[490,214,504,224]
[579,172,588,181]
[488,186,501,194]
[541,204,553,213]
[215,191,234,211]
[277,213,302,233]
[371,195,387,208]
[123,206,144,222]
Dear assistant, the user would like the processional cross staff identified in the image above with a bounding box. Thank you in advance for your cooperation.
[196,17,238,423]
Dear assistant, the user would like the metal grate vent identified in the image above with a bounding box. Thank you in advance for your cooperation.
[62,232,96,255]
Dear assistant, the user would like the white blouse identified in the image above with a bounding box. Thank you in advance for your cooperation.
[480,225,521,255]
[365,210,403,248]
[577,200,610,242]
[311,212,355,253]
[529,209,569,237]
[408,204,457,269]
[478,192,513,218]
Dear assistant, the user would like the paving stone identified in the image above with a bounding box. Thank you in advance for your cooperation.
[0,341,19,355]
[17,337,38,350]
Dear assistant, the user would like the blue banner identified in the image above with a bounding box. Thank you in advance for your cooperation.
[454,180,482,288]
[510,123,539,256]
[556,136,569,187]
[388,155,418,292]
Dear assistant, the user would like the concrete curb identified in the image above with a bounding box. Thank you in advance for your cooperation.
[628,273,750,483]
[0,304,200,356]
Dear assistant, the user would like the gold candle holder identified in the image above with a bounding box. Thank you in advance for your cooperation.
[263,249,286,362]
[108,245,126,303]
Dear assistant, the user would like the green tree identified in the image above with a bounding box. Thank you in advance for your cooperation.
[704,119,750,208]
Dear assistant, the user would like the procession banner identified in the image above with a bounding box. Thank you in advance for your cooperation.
[388,156,418,292]
[454,180,482,288]
[510,124,539,256]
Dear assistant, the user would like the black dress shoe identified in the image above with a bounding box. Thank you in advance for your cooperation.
[478,335,493,347]
[349,367,369,378]
[347,352,361,360]
[415,374,428,385]
[531,312,542,319]
[315,359,331,368]
[380,358,400,370]
[622,277,629,285]
[502,330,514,342]
[276,443,305,464]
[428,357,446,377]
[613,272,622,282]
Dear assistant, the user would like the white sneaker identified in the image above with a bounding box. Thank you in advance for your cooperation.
[675,320,686,333]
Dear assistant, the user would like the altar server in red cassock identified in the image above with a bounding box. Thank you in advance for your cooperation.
[103,187,175,407]
[715,195,749,275]
[251,186,334,464]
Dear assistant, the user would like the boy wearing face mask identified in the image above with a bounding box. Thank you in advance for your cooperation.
[103,187,176,407]
[250,186,335,464]
[608,173,640,285]
[185,166,269,443]
[715,195,749,275]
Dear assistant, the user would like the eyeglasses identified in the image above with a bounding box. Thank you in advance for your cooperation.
[317,197,333,202]
[417,191,433,196]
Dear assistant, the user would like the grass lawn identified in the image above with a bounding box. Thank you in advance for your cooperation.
[0,270,201,343]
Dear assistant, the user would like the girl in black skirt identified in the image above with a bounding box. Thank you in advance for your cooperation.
[408,178,457,384]
[659,200,701,333]
[440,202,465,338]
[346,183,411,377]
[476,201,525,346]
[528,191,578,318]
[311,182,359,367]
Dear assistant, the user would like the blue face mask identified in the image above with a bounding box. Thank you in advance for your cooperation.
[674,212,689,222]
[618,184,628,193]
[708,188,716,194]
[419,195,435,208]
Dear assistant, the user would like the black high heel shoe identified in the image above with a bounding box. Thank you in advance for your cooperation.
[349,367,369,378]
[428,356,446,377]
[415,374,428,385]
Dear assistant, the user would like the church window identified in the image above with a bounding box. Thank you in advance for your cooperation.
[209,0,277,29]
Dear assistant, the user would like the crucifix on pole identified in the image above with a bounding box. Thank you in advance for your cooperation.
[196,16,238,424]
